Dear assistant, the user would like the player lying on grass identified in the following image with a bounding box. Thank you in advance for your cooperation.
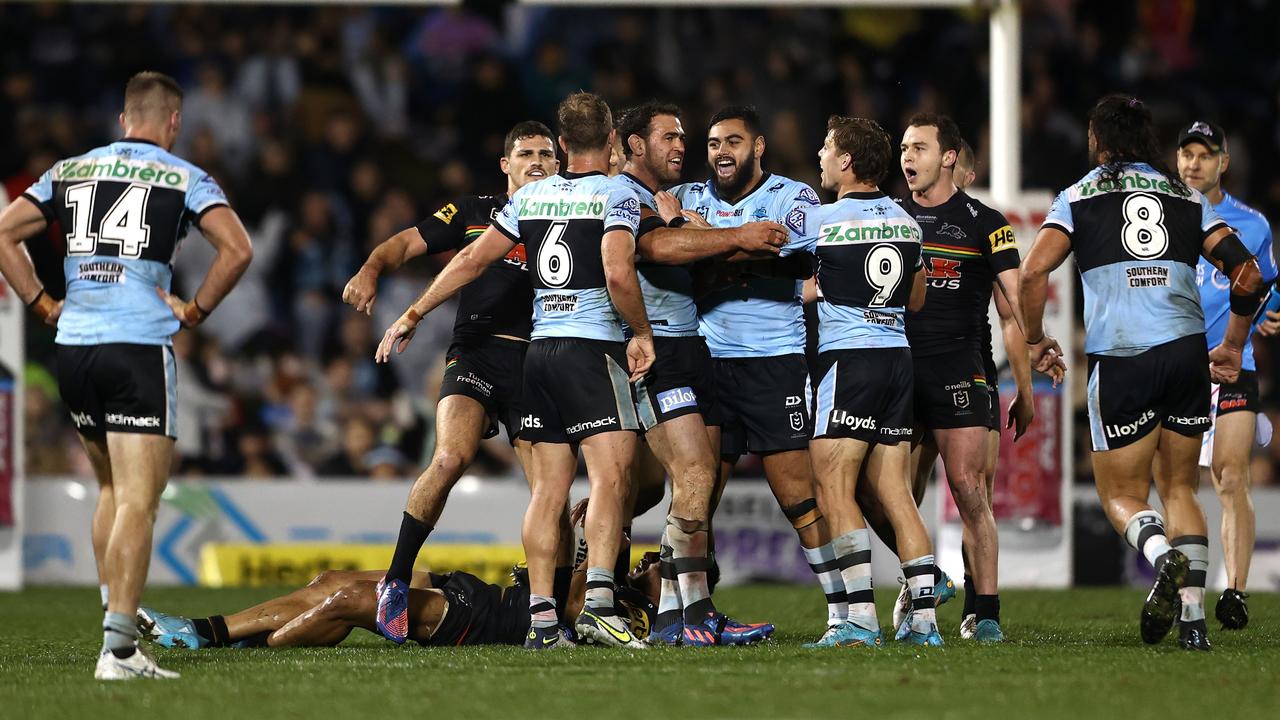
[137,555,665,650]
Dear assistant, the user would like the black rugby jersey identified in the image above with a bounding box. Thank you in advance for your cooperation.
[416,194,533,341]
[900,190,1020,356]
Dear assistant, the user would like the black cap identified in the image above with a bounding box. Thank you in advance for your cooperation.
[1178,121,1226,153]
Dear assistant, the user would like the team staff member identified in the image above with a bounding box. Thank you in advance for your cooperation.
[0,71,253,679]
[1023,95,1265,651]
[341,122,562,645]
[1173,120,1277,630]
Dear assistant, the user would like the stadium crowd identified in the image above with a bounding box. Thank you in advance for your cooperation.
[4,1,1280,481]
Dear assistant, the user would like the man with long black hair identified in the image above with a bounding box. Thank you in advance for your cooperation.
[1022,95,1265,650]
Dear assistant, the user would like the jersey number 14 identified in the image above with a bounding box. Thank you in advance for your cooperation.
[64,180,153,258]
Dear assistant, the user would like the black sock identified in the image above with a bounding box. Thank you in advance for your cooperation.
[193,615,232,647]
[387,512,433,583]
[963,575,976,617]
[552,566,572,625]
[975,595,1000,623]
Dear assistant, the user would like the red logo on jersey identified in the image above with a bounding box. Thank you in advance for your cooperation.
[503,243,528,270]
[925,257,961,279]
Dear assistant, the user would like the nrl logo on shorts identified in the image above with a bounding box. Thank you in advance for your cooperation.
[789,411,805,431]
[952,390,969,409]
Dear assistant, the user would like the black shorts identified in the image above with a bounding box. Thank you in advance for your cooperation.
[420,571,528,647]
[56,343,176,439]
[1086,334,1211,451]
[440,336,527,441]
[520,338,640,444]
[1215,370,1259,417]
[913,349,993,431]
[983,353,1001,432]
[634,335,720,430]
[713,354,812,458]
[812,348,913,444]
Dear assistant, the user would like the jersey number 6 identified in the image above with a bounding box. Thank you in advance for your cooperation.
[536,220,574,288]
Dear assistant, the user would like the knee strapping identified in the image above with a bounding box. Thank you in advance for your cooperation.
[782,498,822,531]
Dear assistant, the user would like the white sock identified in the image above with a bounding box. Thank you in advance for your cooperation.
[803,543,848,626]
[903,555,938,632]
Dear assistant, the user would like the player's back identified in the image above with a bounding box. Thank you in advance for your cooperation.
[495,171,639,342]
[791,192,923,353]
[24,140,227,346]
[1044,161,1220,356]
[673,175,820,357]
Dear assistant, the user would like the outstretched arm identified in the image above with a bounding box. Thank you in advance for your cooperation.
[343,227,429,315]
[374,226,515,362]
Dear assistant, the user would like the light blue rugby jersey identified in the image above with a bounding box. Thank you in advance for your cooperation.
[614,172,698,337]
[494,171,640,342]
[782,192,923,353]
[1043,162,1226,357]
[1195,192,1276,371]
[672,174,820,357]
[23,140,229,346]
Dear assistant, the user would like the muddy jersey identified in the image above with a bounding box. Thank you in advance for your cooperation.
[416,194,533,341]
[901,190,1020,357]
[23,139,228,346]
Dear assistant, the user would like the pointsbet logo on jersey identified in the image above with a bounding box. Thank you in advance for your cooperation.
[55,157,189,190]
[818,219,920,245]
[517,194,608,219]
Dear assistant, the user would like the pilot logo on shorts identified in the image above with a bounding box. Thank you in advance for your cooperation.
[656,387,697,414]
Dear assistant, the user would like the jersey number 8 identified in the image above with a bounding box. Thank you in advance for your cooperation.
[1121,192,1168,260]
[536,220,574,288]
[864,243,904,307]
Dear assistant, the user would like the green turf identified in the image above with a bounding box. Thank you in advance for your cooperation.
[2,585,1277,719]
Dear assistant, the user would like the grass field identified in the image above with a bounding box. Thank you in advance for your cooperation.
[3,585,1278,719]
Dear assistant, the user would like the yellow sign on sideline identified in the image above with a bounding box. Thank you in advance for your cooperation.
[198,543,658,588]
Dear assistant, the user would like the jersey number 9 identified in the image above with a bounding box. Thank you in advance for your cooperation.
[864,243,904,307]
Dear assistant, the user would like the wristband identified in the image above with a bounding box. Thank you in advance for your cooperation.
[25,288,46,309]
[181,299,209,327]
[405,307,424,325]
[27,288,57,322]
[668,216,688,229]
[1025,334,1045,345]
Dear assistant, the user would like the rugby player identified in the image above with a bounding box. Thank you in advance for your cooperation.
[341,121,563,644]
[1022,95,1265,650]
[376,92,652,649]
[896,114,1033,642]
[1173,120,1276,630]
[0,72,253,678]
[135,553,663,650]
[613,101,787,644]
[671,106,845,635]
[785,116,940,647]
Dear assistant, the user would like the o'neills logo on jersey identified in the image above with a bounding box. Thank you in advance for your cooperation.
[106,412,161,429]
[818,219,920,245]
[567,416,617,434]
[830,410,876,431]
[1126,266,1169,288]
[1105,410,1156,439]
[518,194,607,219]
[56,157,189,190]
